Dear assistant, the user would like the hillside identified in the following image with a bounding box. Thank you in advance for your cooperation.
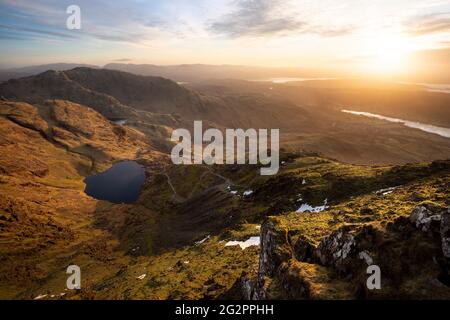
[0,68,309,131]
[2,68,450,166]
[1,108,448,299]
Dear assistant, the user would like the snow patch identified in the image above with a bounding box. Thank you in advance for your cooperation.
[195,235,210,245]
[296,199,328,213]
[137,274,146,280]
[225,236,260,250]
[375,186,397,195]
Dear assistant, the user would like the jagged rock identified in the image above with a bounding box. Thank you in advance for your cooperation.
[253,218,292,299]
[441,208,450,259]
[315,226,356,271]
[410,205,442,232]
[240,273,256,300]
[293,235,315,262]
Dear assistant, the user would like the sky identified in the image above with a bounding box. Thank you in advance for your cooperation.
[0,0,449,75]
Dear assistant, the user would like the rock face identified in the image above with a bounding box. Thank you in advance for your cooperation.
[293,235,315,262]
[253,218,292,299]
[251,217,353,300]
[442,208,450,259]
[315,226,356,271]
[248,200,450,300]
[410,205,442,232]
[409,204,450,259]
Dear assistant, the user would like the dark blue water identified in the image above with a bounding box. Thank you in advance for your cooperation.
[84,161,145,204]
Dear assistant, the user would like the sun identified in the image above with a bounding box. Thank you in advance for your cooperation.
[366,35,413,75]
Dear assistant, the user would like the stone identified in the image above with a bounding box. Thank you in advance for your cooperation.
[315,226,356,271]
[441,207,450,259]
[293,235,315,262]
[410,205,441,232]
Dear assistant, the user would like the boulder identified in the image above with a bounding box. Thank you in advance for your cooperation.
[315,226,357,271]
[409,205,442,232]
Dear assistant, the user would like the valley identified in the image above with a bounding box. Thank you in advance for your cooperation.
[0,68,449,300]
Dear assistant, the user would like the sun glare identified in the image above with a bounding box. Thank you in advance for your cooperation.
[366,35,413,75]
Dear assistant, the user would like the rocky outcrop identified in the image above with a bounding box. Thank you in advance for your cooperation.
[250,217,355,300]
[253,217,292,299]
[410,205,442,232]
[409,204,449,259]
[441,208,450,259]
[315,226,357,271]
[293,235,315,262]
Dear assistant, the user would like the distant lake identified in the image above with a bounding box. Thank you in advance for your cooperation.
[421,83,450,94]
[342,109,450,138]
[397,81,450,94]
[84,161,145,203]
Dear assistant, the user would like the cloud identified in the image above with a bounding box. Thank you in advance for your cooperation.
[209,0,353,38]
[0,0,163,44]
[0,23,77,39]
[309,26,354,37]
[209,0,305,37]
[405,12,450,35]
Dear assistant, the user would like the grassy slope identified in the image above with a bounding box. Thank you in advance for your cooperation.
[74,155,449,299]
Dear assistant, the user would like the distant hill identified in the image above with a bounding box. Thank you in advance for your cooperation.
[1,67,449,165]
[103,63,329,83]
[0,67,309,130]
[0,63,99,82]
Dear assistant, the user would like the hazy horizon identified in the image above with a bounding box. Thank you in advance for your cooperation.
[1,0,449,81]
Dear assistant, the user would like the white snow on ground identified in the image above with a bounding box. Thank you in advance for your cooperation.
[195,235,210,245]
[375,186,397,195]
[302,179,306,185]
[34,294,47,300]
[230,190,238,195]
[243,190,253,196]
[296,199,328,213]
[137,274,146,280]
[225,236,260,250]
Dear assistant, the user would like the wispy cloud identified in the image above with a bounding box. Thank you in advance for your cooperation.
[0,23,77,39]
[210,0,305,37]
[209,0,353,38]
[405,12,450,35]
[0,0,166,44]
